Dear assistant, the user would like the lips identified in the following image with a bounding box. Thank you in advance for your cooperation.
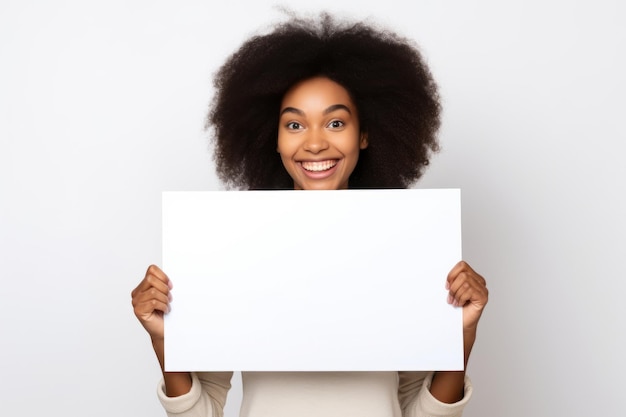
[300,160,338,172]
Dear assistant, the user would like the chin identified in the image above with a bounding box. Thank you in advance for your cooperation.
[305,181,345,191]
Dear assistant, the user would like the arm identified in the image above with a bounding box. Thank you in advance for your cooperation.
[152,338,193,396]
[430,261,488,403]
[398,371,472,417]
[156,371,233,417]
[398,261,487,416]
[132,265,193,396]
[132,265,232,416]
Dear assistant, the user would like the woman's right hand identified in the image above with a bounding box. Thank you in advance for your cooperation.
[131,266,192,395]
[131,265,172,341]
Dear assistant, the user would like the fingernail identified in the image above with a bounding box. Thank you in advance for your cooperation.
[168,292,173,302]
[447,294,453,304]
[168,280,173,289]
[445,281,450,290]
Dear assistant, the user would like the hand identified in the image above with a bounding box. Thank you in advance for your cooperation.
[131,265,172,341]
[446,261,488,333]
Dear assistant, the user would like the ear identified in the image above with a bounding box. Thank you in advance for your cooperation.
[359,132,369,150]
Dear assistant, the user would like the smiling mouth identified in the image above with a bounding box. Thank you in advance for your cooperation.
[301,160,338,172]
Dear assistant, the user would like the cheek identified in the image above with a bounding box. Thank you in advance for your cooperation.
[276,137,295,169]
[277,135,302,163]
[276,133,290,155]
[343,132,365,156]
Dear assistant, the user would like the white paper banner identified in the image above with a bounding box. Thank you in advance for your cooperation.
[163,189,463,371]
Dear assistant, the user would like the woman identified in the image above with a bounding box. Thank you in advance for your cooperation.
[132,12,488,417]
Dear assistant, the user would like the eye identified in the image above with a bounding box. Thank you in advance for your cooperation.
[286,121,303,130]
[327,120,344,129]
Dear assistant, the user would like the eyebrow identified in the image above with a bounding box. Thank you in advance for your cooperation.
[279,104,352,117]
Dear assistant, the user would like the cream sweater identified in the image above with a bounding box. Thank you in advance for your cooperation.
[157,371,472,417]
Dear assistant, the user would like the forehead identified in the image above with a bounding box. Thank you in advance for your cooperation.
[281,76,355,110]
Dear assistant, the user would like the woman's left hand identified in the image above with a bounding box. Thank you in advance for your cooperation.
[430,262,488,401]
[446,261,488,333]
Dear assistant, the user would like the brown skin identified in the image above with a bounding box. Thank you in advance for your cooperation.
[131,265,192,397]
[430,260,488,402]
[131,76,489,402]
[131,263,488,402]
[277,77,368,191]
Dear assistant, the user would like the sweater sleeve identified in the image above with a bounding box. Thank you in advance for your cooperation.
[398,372,472,417]
[157,372,233,417]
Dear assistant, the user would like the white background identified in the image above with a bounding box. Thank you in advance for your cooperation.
[1,1,624,416]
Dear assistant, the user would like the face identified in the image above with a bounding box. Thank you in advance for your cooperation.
[277,76,368,190]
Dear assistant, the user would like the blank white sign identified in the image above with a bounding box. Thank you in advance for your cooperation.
[163,189,463,371]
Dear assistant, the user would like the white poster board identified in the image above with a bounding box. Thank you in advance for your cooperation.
[163,189,463,371]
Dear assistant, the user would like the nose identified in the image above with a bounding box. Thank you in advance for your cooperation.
[303,128,329,153]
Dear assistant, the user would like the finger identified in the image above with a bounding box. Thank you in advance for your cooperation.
[131,275,172,302]
[146,264,165,276]
[134,298,170,318]
[448,269,472,294]
[132,285,171,309]
[447,261,486,289]
[446,260,471,288]
[451,283,477,307]
[132,265,171,297]
[447,260,469,277]
[145,274,172,297]
[450,274,485,298]
[448,276,471,306]
[450,278,488,308]
[133,287,172,312]
[448,270,485,301]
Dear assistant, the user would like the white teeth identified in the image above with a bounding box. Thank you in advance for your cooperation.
[301,160,337,172]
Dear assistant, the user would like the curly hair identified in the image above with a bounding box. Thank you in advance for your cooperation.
[208,12,441,189]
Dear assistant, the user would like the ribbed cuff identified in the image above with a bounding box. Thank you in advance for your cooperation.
[414,372,473,417]
[157,372,201,415]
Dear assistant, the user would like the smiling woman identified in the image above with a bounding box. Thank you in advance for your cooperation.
[131,10,488,417]
[208,12,441,190]
[277,77,369,190]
